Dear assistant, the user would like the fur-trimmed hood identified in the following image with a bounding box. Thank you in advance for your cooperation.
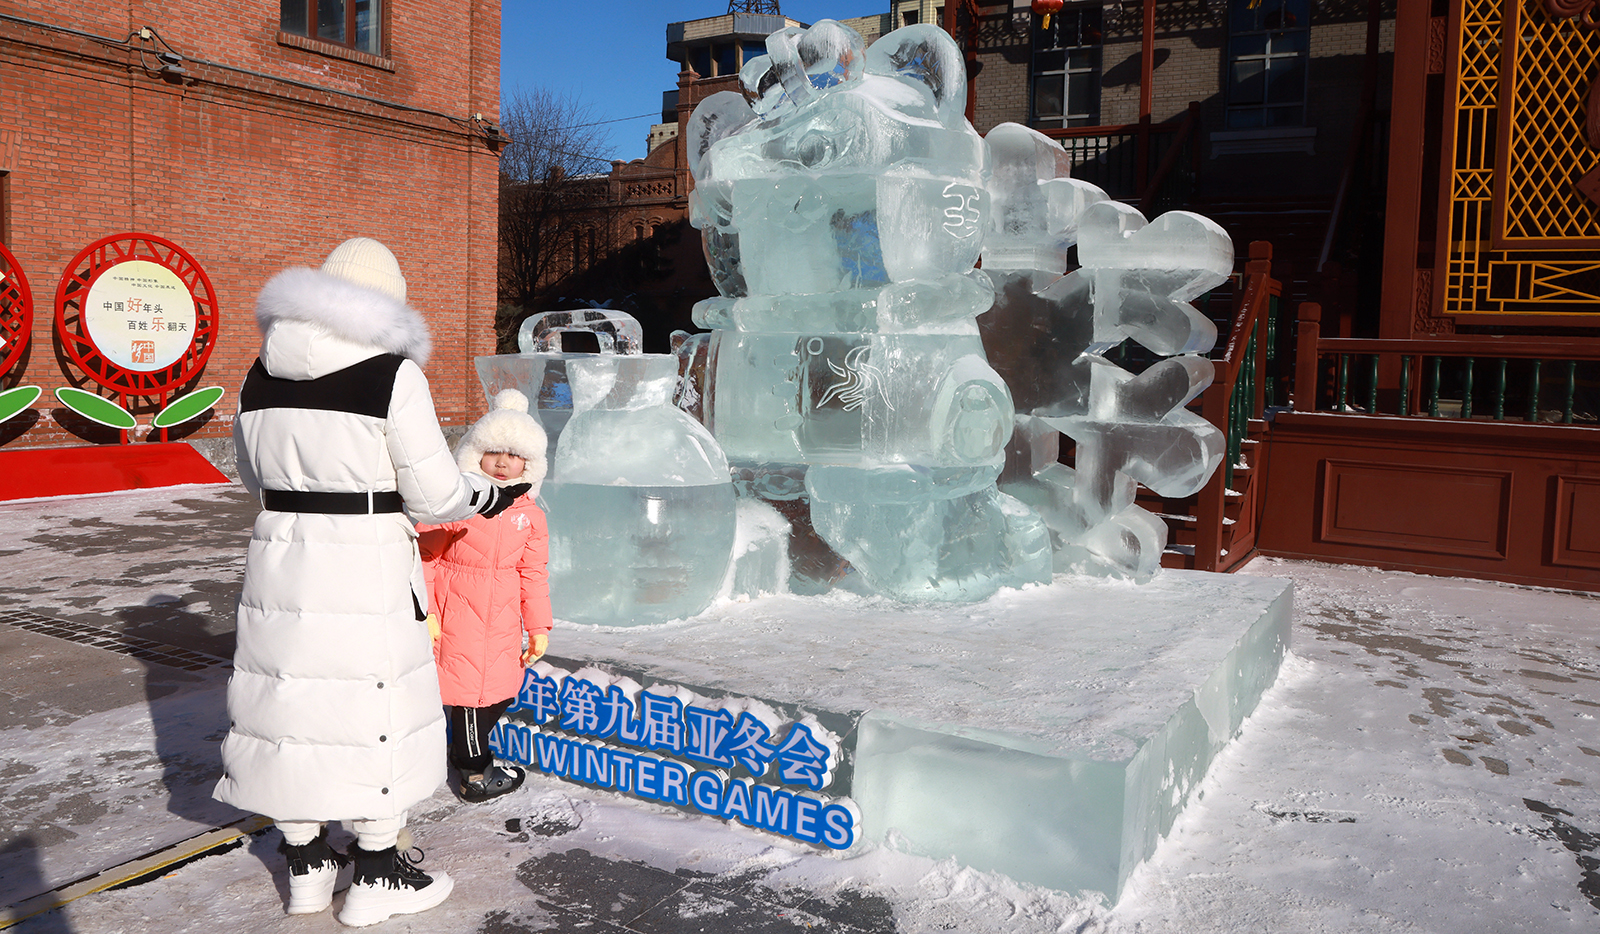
[254,267,432,379]
[455,389,549,494]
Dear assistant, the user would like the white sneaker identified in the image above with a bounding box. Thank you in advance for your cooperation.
[336,845,453,927]
[281,829,349,915]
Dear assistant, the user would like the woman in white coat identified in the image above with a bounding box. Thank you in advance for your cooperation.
[216,237,525,927]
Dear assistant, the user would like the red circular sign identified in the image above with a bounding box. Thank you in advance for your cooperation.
[54,233,219,397]
[0,241,32,380]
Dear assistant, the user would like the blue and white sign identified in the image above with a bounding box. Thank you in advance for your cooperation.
[491,661,859,850]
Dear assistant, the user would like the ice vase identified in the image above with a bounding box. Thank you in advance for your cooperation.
[542,351,737,625]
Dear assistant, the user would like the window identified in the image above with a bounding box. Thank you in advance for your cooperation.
[281,0,382,56]
[1226,0,1308,129]
[903,10,920,26]
[1032,6,1102,130]
[714,43,739,77]
[690,46,712,77]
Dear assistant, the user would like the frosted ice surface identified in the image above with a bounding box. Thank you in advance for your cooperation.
[983,122,1107,273]
[546,571,1295,898]
[721,497,790,600]
[475,353,569,467]
[1077,200,1232,356]
[545,481,734,625]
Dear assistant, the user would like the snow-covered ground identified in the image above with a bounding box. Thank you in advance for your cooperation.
[2,485,1597,932]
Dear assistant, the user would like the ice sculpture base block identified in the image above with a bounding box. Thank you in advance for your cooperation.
[543,569,1292,902]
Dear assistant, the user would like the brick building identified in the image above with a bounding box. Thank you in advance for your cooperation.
[0,0,502,450]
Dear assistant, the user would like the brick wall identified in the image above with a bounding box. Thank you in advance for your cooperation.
[0,0,501,449]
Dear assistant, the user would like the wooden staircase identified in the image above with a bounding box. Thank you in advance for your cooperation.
[1150,417,1269,571]
[1141,241,1283,573]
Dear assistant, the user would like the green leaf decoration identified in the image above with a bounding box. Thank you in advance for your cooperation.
[0,385,42,424]
[153,386,225,429]
[55,387,138,430]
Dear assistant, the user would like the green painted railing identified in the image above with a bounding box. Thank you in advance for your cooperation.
[1193,242,1281,572]
[1294,305,1598,425]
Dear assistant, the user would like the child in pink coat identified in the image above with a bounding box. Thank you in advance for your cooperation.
[418,389,552,802]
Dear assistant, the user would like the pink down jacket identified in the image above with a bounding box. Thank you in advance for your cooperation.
[418,494,552,708]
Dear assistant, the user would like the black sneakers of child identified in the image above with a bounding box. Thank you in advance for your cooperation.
[458,764,526,802]
[279,826,349,915]
[336,843,453,927]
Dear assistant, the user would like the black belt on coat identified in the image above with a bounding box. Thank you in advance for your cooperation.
[261,489,405,514]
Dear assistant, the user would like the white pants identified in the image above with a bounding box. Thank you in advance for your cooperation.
[277,815,405,851]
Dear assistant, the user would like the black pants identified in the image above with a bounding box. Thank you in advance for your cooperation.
[447,697,515,775]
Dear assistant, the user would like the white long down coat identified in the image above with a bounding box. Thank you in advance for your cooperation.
[214,268,492,822]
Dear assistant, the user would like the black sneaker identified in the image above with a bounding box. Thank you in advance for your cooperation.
[458,764,526,803]
[336,844,452,927]
[279,826,348,915]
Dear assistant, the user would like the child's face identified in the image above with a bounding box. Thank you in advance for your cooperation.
[480,451,526,483]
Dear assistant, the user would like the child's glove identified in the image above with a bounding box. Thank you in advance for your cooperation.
[426,613,441,644]
[521,633,548,666]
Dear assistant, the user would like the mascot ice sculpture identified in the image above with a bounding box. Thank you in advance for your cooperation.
[682,20,1229,597]
[684,22,1052,602]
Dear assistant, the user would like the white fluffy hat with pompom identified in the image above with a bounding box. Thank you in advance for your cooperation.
[455,389,548,492]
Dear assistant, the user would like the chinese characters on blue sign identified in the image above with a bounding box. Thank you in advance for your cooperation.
[491,663,858,849]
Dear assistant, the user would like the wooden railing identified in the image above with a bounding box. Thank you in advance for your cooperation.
[1040,103,1202,209]
[1292,304,1600,425]
[1192,241,1282,572]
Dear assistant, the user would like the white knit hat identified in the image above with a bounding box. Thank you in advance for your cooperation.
[320,237,407,302]
[455,389,549,492]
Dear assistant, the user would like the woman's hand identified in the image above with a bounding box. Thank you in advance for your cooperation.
[521,633,549,665]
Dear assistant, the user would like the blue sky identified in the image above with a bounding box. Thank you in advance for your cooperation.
[499,2,875,162]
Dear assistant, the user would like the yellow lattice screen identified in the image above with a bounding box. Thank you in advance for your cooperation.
[1445,0,1600,317]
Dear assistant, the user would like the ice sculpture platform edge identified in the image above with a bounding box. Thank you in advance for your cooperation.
[510,570,1292,903]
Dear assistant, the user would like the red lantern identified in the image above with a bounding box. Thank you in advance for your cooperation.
[1032,0,1065,29]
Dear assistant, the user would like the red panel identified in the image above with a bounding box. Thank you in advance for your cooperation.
[0,443,229,501]
[1256,412,1600,593]
[1553,476,1600,570]
[1319,460,1511,559]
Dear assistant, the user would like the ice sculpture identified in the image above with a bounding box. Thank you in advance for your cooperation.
[474,24,1237,606]
[685,22,1051,603]
[978,123,1231,581]
[479,311,737,625]
[476,309,646,467]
